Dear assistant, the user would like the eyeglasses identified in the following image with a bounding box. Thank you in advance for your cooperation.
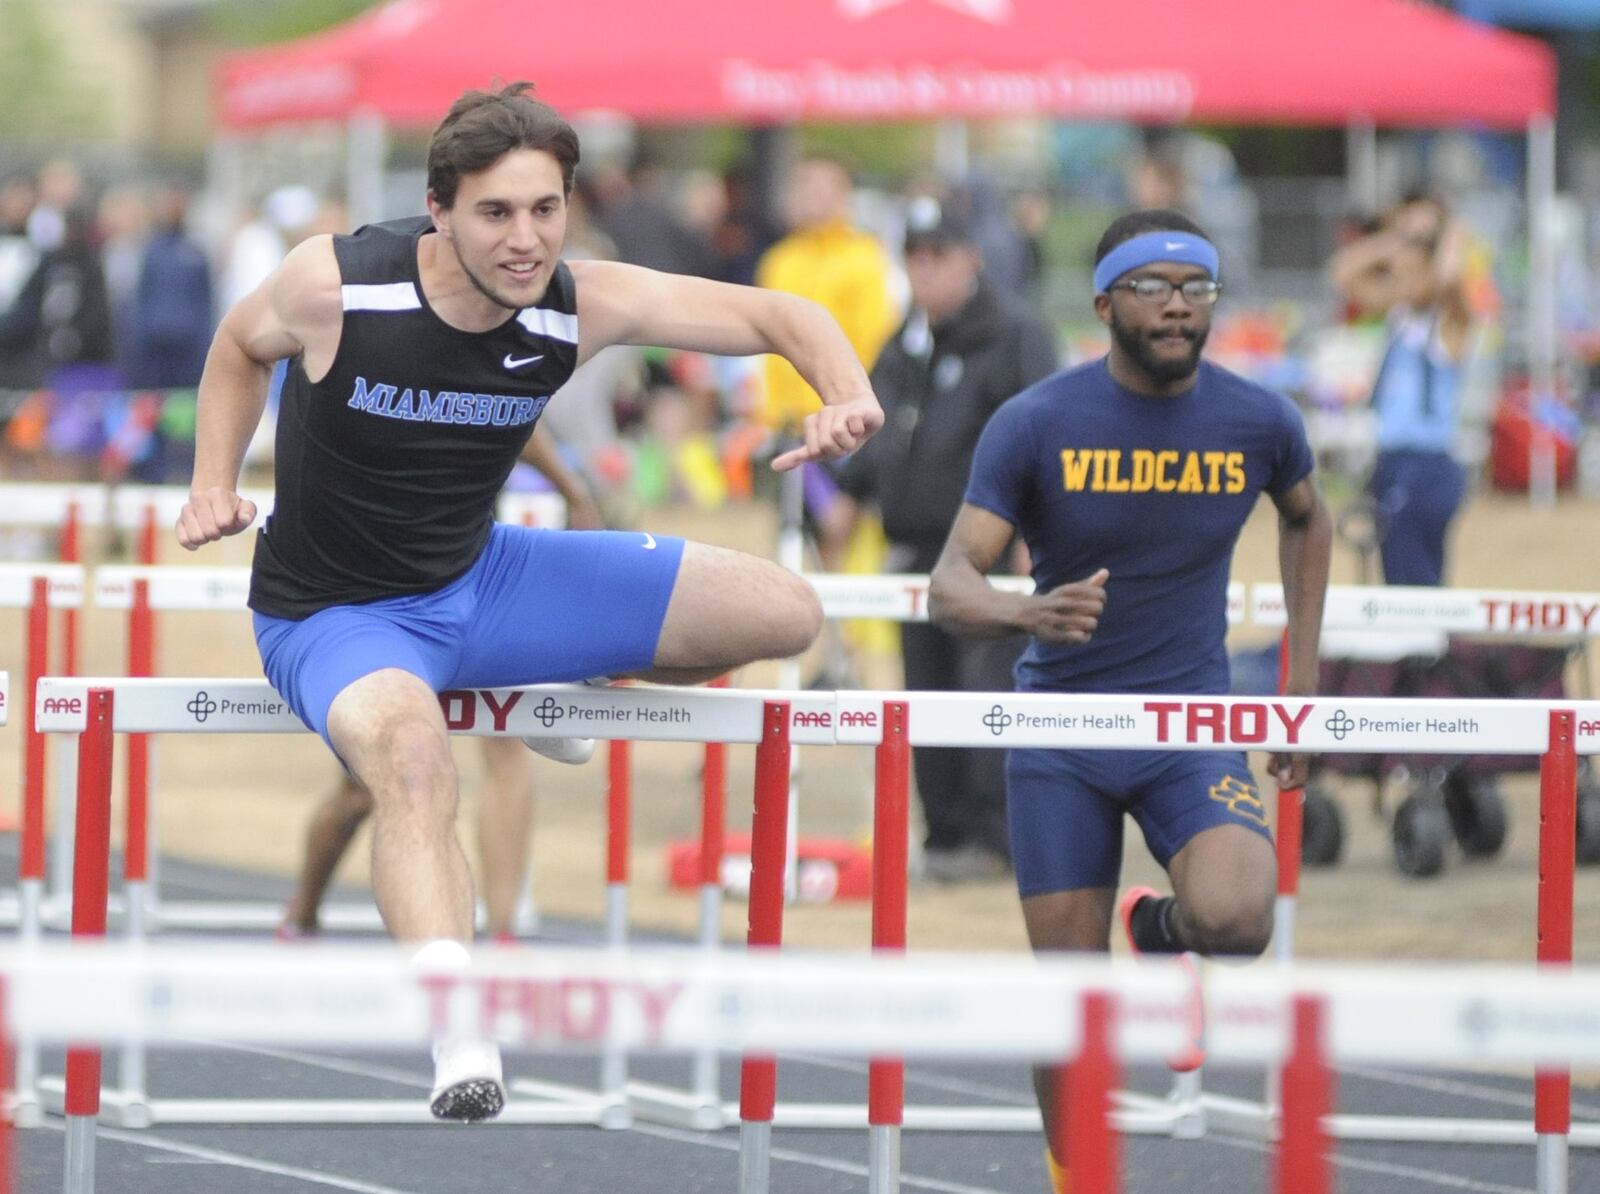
[1110,278,1222,306]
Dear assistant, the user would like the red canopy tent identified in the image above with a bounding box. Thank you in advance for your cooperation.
[213,0,1563,497]
[217,0,1553,130]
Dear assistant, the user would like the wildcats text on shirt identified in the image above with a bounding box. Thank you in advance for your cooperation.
[1060,448,1245,495]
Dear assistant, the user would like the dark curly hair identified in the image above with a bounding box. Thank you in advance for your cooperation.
[426,82,580,209]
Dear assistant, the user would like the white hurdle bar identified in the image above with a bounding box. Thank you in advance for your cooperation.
[27,678,1600,1194]
[12,942,1600,1194]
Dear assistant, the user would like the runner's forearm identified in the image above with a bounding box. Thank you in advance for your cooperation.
[760,292,877,410]
[1278,498,1332,694]
[190,323,273,494]
[929,556,1031,638]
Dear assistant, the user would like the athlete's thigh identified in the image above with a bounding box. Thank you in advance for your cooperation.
[651,540,822,670]
[326,667,456,802]
[1166,821,1277,933]
[1129,751,1276,909]
[1007,747,1126,902]
[254,605,453,749]
[453,524,687,686]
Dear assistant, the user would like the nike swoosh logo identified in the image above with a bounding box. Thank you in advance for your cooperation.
[503,353,544,369]
[641,533,657,549]
[1164,241,1186,251]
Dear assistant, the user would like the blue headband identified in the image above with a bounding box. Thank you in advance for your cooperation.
[1093,230,1220,294]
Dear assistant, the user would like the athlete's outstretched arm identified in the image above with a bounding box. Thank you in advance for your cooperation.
[569,259,882,470]
[1269,475,1332,785]
[929,503,1107,643]
[178,237,342,550]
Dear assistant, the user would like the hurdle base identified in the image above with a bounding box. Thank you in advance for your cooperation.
[621,1078,1202,1135]
[643,1093,1198,1134]
[1197,1091,1600,1149]
[626,1079,728,1131]
[40,1075,627,1127]
[7,1091,44,1130]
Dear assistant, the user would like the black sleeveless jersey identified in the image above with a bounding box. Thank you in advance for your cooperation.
[249,216,579,619]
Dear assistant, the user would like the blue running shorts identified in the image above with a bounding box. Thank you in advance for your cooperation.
[1006,746,1273,897]
[254,525,685,746]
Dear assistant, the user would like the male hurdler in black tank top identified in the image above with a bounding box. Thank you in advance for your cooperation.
[249,216,580,619]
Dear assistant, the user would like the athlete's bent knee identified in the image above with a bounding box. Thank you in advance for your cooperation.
[365,724,456,825]
[1184,899,1273,959]
[760,572,823,659]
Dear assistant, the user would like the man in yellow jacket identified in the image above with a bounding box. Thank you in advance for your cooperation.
[756,155,901,664]
[756,155,898,430]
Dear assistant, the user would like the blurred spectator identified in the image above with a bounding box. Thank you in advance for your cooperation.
[596,159,716,277]
[1127,150,1188,213]
[98,185,152,368]
[1329,194,1477,585]
[0,176,40,392]
[0,176,39,314]
[830,196,1057,882]
[541,186,643,514]
[1009,185,1052,301]
[958,176,1031,298]
[222,184,319,309]
[755,154,898,431]
[0,204,117,479]
[27,158,86,252]
[128,183,213,390]
[710,164,780,285]
[758,154,901,680]
[0,203,115,375]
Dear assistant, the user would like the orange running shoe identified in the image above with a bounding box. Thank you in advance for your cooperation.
[1117,886,1205,1072]
[1046,1148,1070,1193]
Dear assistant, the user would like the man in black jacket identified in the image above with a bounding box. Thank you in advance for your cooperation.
[831,196,1058,881]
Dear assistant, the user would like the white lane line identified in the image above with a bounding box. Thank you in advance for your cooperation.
[1203,1128,1536,1194]
[631,1122,1015,1194]
[37,1119,426,1194]
[179,1039,429,1090]
[1338,1064,1600,1119]
[784,1053,1034,1105]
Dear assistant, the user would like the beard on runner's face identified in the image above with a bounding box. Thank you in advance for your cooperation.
[1109,310,1208,385]
[457,250,523,311]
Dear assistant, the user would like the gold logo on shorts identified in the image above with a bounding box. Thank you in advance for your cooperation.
[1208,774,1267,827]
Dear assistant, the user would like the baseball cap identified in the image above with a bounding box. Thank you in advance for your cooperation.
[903,196,972,251]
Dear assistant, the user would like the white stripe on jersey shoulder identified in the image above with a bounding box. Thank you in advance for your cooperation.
[342,282,422,311]
[516,306,579,343]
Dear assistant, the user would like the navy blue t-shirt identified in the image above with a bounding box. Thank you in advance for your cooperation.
[965,357,1313,696]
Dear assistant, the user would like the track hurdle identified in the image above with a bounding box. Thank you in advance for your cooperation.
[15,938,1600,1194]
[25,678,1600,1193]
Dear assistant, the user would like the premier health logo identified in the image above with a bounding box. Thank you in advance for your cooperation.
[983,704,1014,736]
[531,696,563,729]
[1323,710,1355,741]
[187,691,219,723]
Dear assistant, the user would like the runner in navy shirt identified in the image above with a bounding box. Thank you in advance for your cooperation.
[930,210,1330,1192]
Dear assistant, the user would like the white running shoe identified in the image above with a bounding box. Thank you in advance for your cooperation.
[412,940,508,1122]
[521,677,611,765]
[521,735,597,765]
[429,1037,507,1123]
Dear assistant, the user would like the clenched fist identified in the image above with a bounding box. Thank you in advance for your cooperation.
[176,487,258,550]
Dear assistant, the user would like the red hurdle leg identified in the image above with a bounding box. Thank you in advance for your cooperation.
[738,701,790,1194]
[1274,995,1332,1194]
[1535,709,1576,1193]
[63,689,114,1194]
[868,701,909,1194]
[1061,989,1120,1194]
[600,738,633,1123]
